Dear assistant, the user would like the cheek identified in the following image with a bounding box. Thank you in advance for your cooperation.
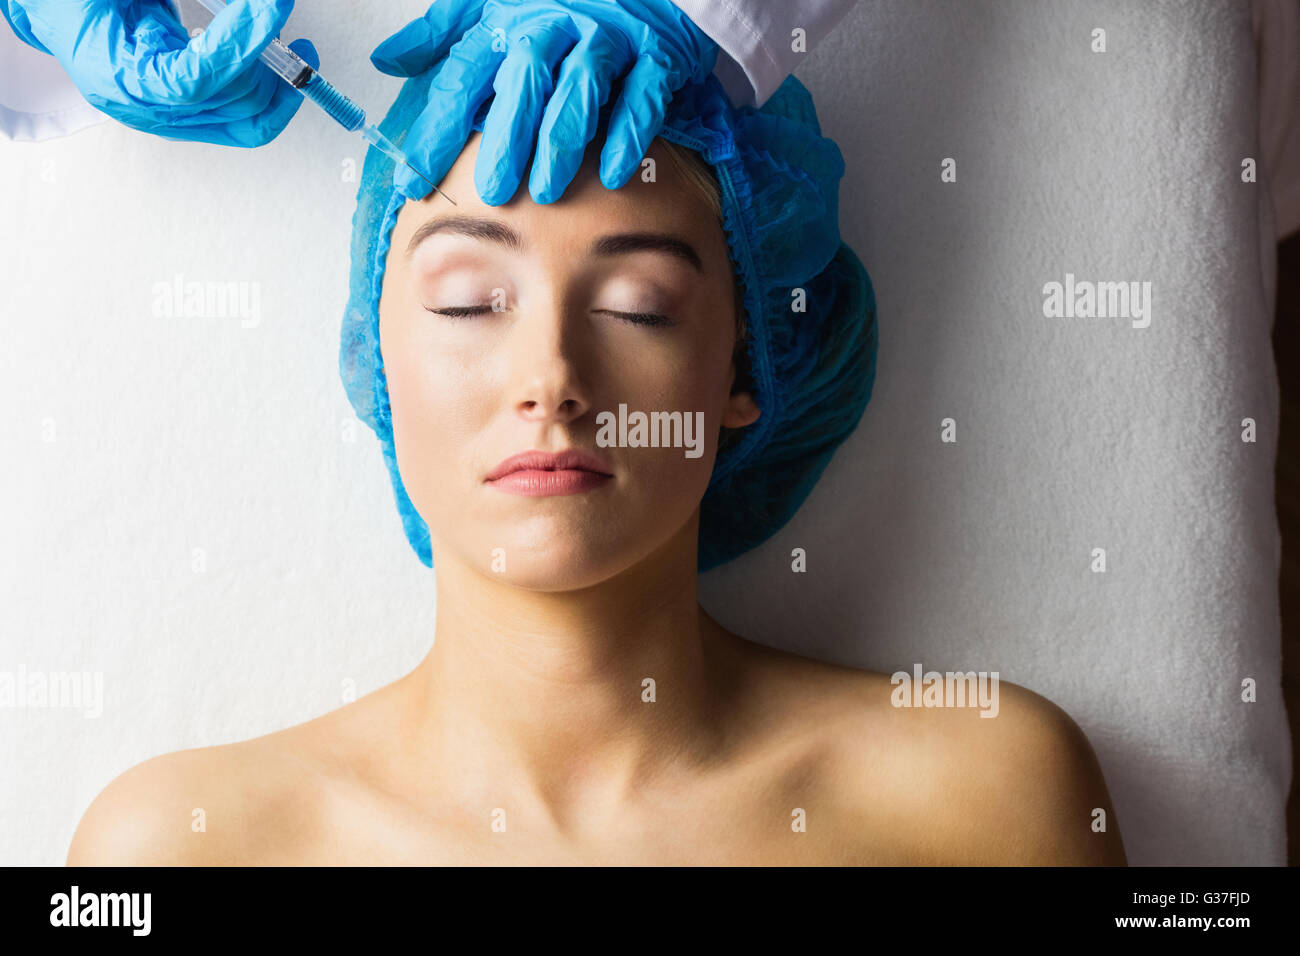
[615,311,735,414]
[380,310,490,494]
[606,320,734,495]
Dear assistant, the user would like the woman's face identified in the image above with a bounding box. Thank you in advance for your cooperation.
[379,132,759,589]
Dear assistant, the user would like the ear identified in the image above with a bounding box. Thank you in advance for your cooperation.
[722,358,760,428]
[722,388,761,429]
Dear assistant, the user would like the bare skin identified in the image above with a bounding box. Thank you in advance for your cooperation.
[67,133,1127,867]
[66,636,1126,865]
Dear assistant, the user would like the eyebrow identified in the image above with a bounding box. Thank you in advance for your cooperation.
[407,216,524,257]
[594,232,703,272]
[406,215,703,272]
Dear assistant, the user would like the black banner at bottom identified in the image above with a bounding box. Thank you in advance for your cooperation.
[3,865,1290,942]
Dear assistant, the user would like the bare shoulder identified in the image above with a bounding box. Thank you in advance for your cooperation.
[66,737,304,866]
[731,640,1127,865]
[888,677,1129,866]
[65,697,381,866]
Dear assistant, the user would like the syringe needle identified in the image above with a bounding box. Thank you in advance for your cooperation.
[407,163,457,206]
[358,125,457,205]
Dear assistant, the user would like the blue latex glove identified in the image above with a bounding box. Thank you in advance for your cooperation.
[1,0,319,147]
[370,0,719,204]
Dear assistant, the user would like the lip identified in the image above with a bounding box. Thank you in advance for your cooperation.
[484,448,615,497]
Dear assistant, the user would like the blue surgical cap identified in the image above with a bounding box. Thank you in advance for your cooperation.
[340,70,878,574]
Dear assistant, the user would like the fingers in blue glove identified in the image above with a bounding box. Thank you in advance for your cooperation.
[150,0,296,105]
[394,24,501,201]
[138,38,318,147]
[473,17,576,206]
[528,27,628,205]
[234,37,319,145]
[370,0,487,77]
[598,49,672,191]
[377,0,719,205]
[288,35,319,71]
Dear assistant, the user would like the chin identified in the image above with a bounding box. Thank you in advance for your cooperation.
[461,527,635,591]
[486,550,631,592]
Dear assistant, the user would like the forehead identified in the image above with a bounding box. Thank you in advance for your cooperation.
[388,132,729,266]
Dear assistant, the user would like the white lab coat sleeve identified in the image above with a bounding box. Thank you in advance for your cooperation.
[672,0,859,108]
[0,19,105,141]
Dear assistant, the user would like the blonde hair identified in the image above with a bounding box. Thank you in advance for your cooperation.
[658,138,752,399]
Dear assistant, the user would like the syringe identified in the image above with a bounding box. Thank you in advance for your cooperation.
[193,0,455,204]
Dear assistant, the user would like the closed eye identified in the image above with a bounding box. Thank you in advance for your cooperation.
[593,309,674,327]
[424,306,673,327]
[425,305,495,318]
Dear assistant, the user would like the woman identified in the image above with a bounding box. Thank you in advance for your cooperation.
[67,69,1126,866]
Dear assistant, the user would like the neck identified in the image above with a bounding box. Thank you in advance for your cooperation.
[404,515,741,831]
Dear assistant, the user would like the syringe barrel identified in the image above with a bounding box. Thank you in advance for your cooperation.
[299,73,367,132]
[260,36,313,87]
[257,36,366,132]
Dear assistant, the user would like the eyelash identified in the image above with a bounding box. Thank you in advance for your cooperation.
[426,306,494,319]
[424,306,673,327]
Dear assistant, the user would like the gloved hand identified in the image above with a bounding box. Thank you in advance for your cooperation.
[370,0,719,204]
[1,0,319,147]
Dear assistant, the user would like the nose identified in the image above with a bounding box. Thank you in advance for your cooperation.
[508,297,593,426]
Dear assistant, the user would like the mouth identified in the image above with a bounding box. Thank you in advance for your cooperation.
[485,448,615,497]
